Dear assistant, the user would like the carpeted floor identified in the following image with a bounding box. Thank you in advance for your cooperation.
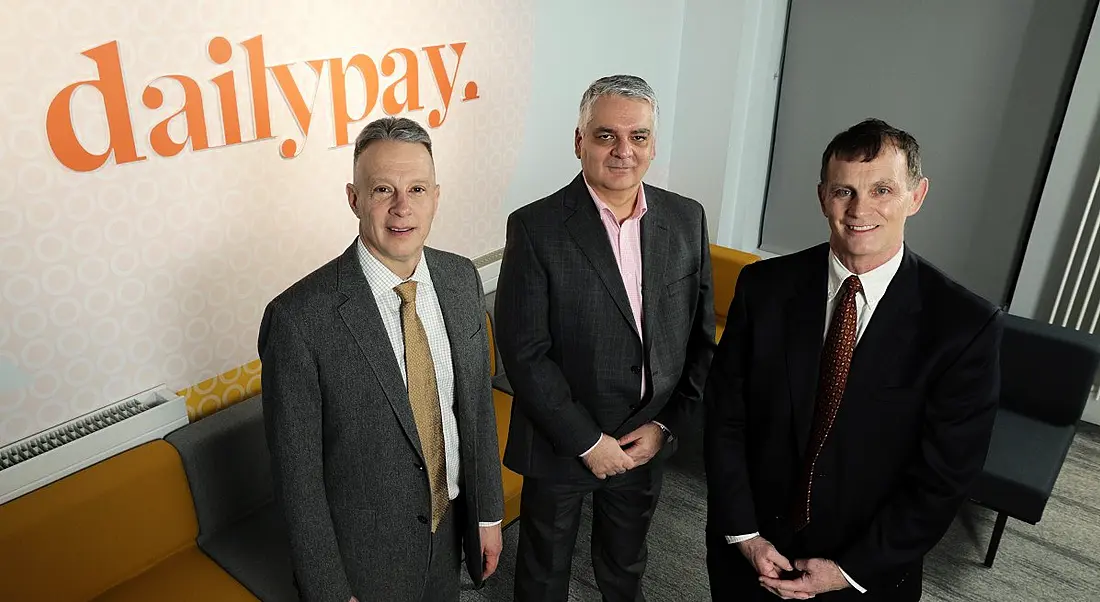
[461,423,1100,601]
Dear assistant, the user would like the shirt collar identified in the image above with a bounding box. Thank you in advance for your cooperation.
[356,237,433,302]
[583,176,648,221]
[827,246,904,309]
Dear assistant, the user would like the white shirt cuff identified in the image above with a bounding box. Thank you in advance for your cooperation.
[839,567,867,593]
[478,520,502,528]
[579,435,601,458]
[724,532,760,544]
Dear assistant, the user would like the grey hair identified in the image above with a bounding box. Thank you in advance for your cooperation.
[352,116,433,169]
[577,74,659,131]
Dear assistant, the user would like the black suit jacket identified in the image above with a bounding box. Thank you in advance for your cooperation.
[495,173,716,480]
[704,243,1002,594]
[259,242,504,601]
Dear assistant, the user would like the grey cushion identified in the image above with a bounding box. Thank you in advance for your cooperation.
[165,395,274,543]
[973,409,1077,524]
[202,503,297,602]
[999,314,1100,425]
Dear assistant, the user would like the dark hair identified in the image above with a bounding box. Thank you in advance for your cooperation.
[820,118,922,186]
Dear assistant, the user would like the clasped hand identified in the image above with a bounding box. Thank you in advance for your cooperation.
[582,423,664,479]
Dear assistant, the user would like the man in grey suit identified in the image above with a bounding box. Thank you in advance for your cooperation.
[495,75,717,601]
[259,117,504,602]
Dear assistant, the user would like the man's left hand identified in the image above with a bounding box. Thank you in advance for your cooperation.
[618,422,665,467]
[758,558,850,599]
[480,524,503,579]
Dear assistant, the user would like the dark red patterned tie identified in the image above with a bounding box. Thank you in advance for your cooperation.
[793,275,862,530]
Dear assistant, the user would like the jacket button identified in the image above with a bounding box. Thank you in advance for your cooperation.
[417,515,428,524]
[630,366,641,375]
[415,462,424,471]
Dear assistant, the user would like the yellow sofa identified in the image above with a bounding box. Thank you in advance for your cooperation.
[0,440,256,602]
[710,244,761,341]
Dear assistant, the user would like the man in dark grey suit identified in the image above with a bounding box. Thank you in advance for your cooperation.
[495,75,717,601]
[259,117,504,602]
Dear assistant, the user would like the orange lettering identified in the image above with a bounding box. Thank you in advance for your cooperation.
[142,75,209,157]
[330,55,380,148]
[423,43,468,128]
[208,36,242,146]
[45,41,146,172]
[240,36,273,142]
[272,60,326,158]
[381,48,421,116]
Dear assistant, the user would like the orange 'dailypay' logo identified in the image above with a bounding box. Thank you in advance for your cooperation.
[45,35,478,172]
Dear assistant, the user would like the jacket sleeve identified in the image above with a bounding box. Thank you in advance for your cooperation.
[494,212,603,457]
[259,302,354,602]
[703,262,760,536]
[471,262,505,523]
[837,310,1003,591]
[656,204,717,435]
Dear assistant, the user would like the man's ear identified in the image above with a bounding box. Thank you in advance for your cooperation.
[907,177,929,217]
[574,128,583,159]
[346,183,359,218]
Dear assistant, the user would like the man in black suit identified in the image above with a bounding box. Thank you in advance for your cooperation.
[495,74,716,601]
[704,118,1002,601]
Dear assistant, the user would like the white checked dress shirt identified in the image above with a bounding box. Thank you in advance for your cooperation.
[357,238,500,527]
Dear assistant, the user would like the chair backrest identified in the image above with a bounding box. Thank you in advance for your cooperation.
[165,394,274,545]
[1000,313,1100,426]
[711,244,761,320]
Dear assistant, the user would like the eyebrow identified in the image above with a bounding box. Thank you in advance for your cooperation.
[593,126,652,135]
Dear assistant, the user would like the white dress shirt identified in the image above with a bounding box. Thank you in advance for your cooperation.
[726,247,904,594]
[357,239,500,527]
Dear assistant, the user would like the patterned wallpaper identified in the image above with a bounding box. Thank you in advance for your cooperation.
[0,0,535,445]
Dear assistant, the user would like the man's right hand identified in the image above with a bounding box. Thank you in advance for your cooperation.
[736,536,793,580]
[582,434,636,479]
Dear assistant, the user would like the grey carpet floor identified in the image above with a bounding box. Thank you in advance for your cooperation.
[461,423,1100,601]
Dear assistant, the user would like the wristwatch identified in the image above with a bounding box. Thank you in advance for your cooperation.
[654,421,674,444]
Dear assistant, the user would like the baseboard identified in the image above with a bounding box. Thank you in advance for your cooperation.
[479,259,501,295]
[1082,399,1100,426]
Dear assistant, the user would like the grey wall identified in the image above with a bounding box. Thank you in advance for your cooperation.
[759,0,1093,304]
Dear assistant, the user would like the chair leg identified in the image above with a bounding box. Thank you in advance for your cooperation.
[984,512,1008,568]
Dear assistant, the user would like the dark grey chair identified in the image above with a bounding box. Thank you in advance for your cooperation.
[970,313,1100,567]
[165,395,297,602]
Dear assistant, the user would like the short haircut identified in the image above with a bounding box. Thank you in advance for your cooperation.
[352,117,433,169]
[820,118,922,186]
[577,74,659,131]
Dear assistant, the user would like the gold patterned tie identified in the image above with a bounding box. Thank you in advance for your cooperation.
[394,281,448,532]
[793,275,862,530]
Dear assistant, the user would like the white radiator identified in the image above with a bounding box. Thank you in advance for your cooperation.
[0,385,188,505]
[1047,157,1100,425]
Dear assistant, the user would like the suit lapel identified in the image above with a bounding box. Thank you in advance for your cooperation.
[787,245,829,458]
[846,247,921,393]
[641,187,669,356]
[428,248,478,430]
[335,242,424,463]
[563,174,638,335]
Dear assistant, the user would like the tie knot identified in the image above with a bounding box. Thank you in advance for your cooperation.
[844,275,863,295]
[394,280,417,305]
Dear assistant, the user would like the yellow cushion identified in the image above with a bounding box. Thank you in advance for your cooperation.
[486,311,497,377]
[710,244,760,342]
[492,388,524,526]
[93,547,256,602]
[0,441,202,601]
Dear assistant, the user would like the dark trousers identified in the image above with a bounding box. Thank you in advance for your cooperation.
[514,464,664,602]
[704,530,922,602]
[421,501,462,602]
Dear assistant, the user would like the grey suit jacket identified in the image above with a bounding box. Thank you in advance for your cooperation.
[495,173,717,480]
[259,241,504,602]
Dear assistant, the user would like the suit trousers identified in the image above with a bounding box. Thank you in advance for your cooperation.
[421,501,462,602]
[704,529,922,602]
[514,463,664,602]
